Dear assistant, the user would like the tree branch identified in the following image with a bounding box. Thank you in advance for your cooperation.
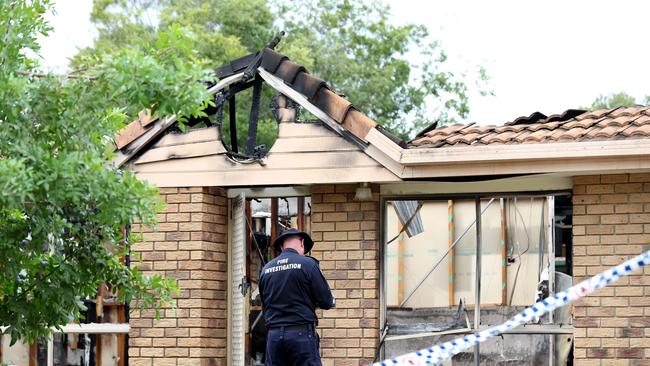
[17,71,97,81]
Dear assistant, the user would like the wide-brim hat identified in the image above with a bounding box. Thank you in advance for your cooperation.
[273,228,314,254]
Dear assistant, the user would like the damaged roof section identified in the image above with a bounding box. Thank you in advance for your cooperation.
[409,106,650,148]
[216,47,378,142]
[114,110,156,150]
[113,44,399,167]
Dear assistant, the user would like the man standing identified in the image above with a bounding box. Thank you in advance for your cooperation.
[259,228,335,366]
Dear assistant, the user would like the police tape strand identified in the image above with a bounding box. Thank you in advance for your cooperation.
[374,250,650,366]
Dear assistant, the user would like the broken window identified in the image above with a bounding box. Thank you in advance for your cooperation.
[383,193,573,365]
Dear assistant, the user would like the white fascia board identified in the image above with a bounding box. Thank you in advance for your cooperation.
[365,128,403,163]
[401,139,650,165]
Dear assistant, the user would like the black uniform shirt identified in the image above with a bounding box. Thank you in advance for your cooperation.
[259,248,335,328]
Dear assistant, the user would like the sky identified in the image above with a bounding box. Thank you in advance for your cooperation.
[39,0,650,124]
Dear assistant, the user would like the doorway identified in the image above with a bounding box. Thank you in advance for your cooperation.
[229,193,312,366]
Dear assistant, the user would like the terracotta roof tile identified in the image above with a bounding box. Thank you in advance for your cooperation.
[294,72,327,100]
[562,117,601,130]
[495,124,530,133]
[576,108,611,120]
[478,130,519,144]
[526,121,561,132]
[588,125,623,139]
[521,129,555,143]
[445,132,488,146]
[463,125,493,134]
[431,124,473,136]
[313,88,352,123]
[610,106,640,117]
[633,114,650,125]
[114,111,158,150]
[260,48,377,141]
[409,107,650,148]
[622,124,650,137]
[275,60,306,84]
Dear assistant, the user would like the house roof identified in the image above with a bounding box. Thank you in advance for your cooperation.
[217,47,380,141]
[130,122,399,187]
[113,45,650,183]
[409,106,650,148]
[114,48,396,161]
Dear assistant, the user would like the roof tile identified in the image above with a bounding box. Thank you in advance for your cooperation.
[622,124,650,137]
[610,106,641,117]
[527,121,561,132]
[633,115,650,125]
[313,88,352,123]
[262,48,379,141]
[478,130,518,144]
[494,124,528,133]
[294,72,327,100]
[445,132,487,146]
[261,48,288,73]
[409,107,650,148]
[342,109,376,141]
[275,60,306,84]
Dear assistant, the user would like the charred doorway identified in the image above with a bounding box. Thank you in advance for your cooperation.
[229,193,312,366]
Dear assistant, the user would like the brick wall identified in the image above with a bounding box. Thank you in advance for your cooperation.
[573,174,650,365]
[129,187,228,366]
[310,184,380,366]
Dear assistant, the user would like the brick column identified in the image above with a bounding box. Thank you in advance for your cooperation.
[310,184,380,366]
[573,174,650,365]
[129,187,228,366]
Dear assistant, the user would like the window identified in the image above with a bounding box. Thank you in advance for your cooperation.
[383,194,573,365]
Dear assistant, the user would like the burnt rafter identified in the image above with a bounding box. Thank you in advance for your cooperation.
[246,75,264,154]
[210,78,261,156]
[210,31,286,163]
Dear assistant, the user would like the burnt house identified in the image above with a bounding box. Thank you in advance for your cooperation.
[4,45,650,366]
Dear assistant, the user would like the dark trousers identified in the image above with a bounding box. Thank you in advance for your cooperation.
[265,324,322,366]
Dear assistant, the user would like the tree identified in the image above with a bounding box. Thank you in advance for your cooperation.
[277,0,489,137]
[81,0,489,142]
[588,92,638,110]
[0,1,220,343]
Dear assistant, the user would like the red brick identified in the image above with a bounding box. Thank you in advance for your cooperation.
[574,175,601,184]
[617,348,643,358]
[586,348,614,358]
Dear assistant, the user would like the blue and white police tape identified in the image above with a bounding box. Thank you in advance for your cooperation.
[374,250,650,366]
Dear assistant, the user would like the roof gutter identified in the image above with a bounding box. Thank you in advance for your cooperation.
[347,132,650,179]
[398,139,650,178]
[400,139,650,165]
